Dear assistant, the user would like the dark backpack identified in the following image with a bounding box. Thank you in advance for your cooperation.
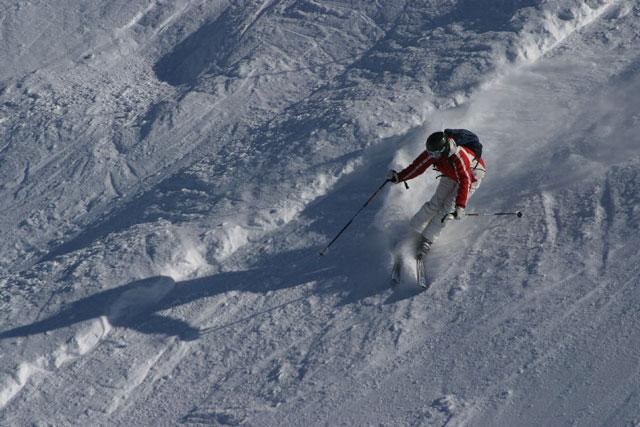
[444,128,482,159]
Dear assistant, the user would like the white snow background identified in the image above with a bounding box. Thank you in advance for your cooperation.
[1,0,640,425]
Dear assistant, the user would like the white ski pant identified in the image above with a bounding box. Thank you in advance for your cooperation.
[410,173,484,242]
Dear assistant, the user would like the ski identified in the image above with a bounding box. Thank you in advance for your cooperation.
[416,256,427,289]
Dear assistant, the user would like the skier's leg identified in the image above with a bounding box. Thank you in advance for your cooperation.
[390,178,456,260]
[408,178,458,234]
[391,179,455,284]
[393,184,448,255]
[422,176,483,243]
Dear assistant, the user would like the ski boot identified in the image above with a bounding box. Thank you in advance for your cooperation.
[415,236,432,289]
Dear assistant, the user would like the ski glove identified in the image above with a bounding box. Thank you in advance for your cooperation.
[387,170,400,183]
[442,206,465,222]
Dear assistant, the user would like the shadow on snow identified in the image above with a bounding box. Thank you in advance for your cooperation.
[2,129,424,343]
[1,247,340,342]
[0,239,402,343]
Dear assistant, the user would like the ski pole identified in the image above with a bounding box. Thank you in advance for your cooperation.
[319,179,390,256]
[441,210,523,222]
[466,211,523,217]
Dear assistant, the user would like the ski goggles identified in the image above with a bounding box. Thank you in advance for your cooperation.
[426,141,448,158]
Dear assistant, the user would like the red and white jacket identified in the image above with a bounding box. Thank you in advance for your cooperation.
[397,142,486,208]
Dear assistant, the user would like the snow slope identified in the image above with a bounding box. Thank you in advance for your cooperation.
[1,0,640,425]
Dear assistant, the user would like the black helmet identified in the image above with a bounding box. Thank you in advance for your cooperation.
[426,131,447,157]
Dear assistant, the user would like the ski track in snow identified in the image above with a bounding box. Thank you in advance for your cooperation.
[2,0,640,425]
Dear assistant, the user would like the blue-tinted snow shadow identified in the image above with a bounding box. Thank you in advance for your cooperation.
[0,247,350,342]
[0,139,419,343]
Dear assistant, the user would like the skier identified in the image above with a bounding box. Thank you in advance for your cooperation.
[387,129,486,286]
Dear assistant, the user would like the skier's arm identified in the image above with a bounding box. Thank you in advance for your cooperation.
[397,151,433,182]
[451,151,472,208]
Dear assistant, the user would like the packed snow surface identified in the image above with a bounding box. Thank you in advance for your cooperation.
[1,0,640,425]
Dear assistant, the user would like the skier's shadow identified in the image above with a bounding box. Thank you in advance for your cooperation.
[0,248,344,342]
[1,130,425,342]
